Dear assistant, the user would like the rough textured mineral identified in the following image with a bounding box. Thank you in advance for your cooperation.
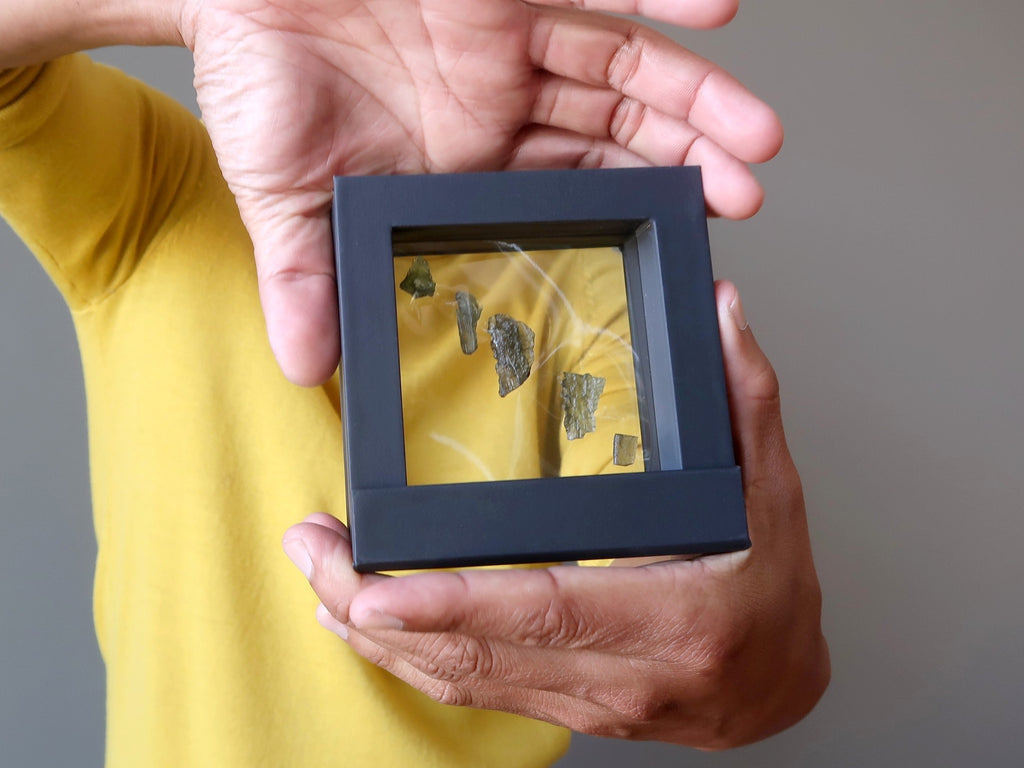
[613,433,639,466]
[399,256,436,298]
[561,372,606,440]
[455,291,482,355]
[487,314,535,396]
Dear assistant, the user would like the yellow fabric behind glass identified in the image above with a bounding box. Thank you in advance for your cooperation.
[395,248,644,486]
[1,56,569,768]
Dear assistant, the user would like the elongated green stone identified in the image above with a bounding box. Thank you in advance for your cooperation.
[487,314,535,396]
[455,291,482,355]
[561,372,606,440]
[399,256,436,298]
[613,433,639,466]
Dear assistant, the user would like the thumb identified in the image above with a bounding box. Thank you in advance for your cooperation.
[714,280,804,539]
[243,199,340,386]
[282,513,389,627]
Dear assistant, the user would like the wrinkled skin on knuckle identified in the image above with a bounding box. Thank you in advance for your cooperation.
[512,579,589,647]
[352,633,394,672]
[417,634,498,683]
[604,24,645,93]
[608,687,684,740]
[605,678,755,748]
[422,677,474,708]
[688,629,744,683]
[579,680,726,744]
[524,573,589,647]
[536,598,587,646]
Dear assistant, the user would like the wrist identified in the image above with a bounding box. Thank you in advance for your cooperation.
[0,0,188,67]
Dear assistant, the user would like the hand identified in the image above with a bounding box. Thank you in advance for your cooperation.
[281,280,829,748]
[179,0,783,385]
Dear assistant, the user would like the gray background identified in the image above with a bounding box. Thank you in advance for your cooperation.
[2,0,1021,765]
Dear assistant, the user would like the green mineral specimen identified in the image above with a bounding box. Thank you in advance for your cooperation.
[455,291,482,355]
[561,372,606,440]
[487,314,535,396]
[613,433,639,466]
[399,256,436,298]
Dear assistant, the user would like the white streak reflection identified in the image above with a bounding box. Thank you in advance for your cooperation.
[428,432,496,482]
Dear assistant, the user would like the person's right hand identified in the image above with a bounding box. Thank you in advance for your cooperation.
[178,0,783,385]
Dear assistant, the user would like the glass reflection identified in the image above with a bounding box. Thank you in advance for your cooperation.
[394,246,644,486]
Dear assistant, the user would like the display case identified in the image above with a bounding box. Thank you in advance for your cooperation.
[332,167,748,571]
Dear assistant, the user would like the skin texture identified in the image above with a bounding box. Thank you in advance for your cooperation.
[178,0,783,384]
[282,281,830,748]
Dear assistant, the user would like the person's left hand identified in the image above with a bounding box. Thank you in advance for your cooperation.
[281,280,829,748]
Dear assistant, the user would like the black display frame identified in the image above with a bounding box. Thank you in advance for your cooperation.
[333,167,748,571]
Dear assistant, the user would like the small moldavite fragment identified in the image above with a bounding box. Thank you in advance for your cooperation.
[561,372,606,440]
[455,291,482,355]
[487,314,535,396]
[399,256,436,298]
[613,433,639,466]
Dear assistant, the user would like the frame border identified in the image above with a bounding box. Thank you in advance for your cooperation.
[333,167,748,570]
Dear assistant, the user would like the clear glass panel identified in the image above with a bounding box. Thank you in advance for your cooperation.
[394,245,646,486]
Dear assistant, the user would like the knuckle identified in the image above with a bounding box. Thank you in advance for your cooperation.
[578,686,679,740]
[326,598,350,625]
[613,689,679,736]
[525,598,586,647]
[750,359,782,404]
[506,570,589,647]
[608,97,645,149]
[696,630,746,678]
[354,638,392,670]
[606,26,645,92]
[575,143,607,170]
[422,678,473,708]
[418,635,497,682]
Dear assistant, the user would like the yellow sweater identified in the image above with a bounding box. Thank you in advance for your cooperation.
[0,55,578,767]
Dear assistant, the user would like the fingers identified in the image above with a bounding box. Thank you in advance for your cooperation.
[530,79,701,161]
[524,10,779,217]
[527,9,783,165]
[528,0,739,31]
[344,563,707,656]
[686,135,764,218]
[340,626,700,738]
[339,630,609,729]
[240,196,340,386]
[347,625,604,698]
[509,122,763,217]
[508,125,652,170]
[281,514,387,622]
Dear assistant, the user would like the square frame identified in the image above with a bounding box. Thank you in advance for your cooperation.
[333,167,748,571]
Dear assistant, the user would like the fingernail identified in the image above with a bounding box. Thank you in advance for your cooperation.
[353,609,404,631]
[729,291,749,331]
[282,537,313,579]
[317,603,349,640]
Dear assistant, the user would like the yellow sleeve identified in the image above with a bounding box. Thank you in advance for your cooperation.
[0,55,213,310]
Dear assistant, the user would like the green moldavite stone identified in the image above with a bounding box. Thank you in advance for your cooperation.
[561,372,606,440]
[613,433,639,466]
[455,291,482,355]
[399,256,436,298]
[487,313,535,397]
